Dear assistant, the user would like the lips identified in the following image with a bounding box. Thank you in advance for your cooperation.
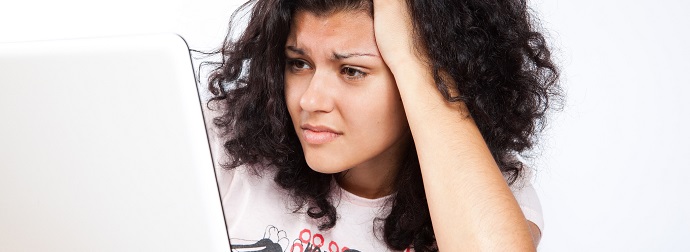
[301,124,342,145]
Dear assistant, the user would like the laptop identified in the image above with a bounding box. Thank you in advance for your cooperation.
[0,34,231,251]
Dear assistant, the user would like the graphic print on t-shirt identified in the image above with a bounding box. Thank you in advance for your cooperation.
[230,225,361,252]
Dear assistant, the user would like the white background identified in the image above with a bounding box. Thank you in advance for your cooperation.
[2,0,688,251]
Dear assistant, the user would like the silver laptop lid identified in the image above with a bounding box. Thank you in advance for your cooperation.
[0,34,230,251]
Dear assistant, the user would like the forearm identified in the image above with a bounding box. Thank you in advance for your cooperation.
[391,62,535,251]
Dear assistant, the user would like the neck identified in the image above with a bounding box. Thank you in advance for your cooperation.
[336,168,396,199]
[335,134,411,199]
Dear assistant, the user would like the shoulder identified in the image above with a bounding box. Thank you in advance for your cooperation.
[511,180,544,231]
[504,154,544,232]
[216,164,283,202]
[505,157,544,236]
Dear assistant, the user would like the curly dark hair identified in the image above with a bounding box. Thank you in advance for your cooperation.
[206,0,560,250]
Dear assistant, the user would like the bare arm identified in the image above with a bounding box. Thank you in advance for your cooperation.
[372,0,536,250]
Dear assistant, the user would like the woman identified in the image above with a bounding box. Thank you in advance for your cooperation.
[207,0,559,251]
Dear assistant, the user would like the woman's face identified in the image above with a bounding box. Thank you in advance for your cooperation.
[285,10,410,175]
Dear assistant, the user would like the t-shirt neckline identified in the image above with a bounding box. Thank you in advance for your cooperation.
[331,178,395,208]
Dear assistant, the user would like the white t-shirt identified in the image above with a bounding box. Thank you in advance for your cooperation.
[217,166,543,252]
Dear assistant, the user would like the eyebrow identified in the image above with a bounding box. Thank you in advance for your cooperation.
[286,46,306,55]
[332,52,378,60]
[285,46,378,60]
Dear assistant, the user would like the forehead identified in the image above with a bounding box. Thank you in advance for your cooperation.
[286,10,376,52]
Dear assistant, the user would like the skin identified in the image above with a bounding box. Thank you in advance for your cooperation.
[284,3,542,250]
[373,0,538,250]
[284,10,411,199]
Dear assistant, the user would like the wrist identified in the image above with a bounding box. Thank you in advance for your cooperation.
[386,54,430,80]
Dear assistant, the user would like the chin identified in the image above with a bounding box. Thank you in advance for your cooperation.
[303,153,349,174]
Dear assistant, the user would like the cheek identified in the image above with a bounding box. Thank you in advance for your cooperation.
[284,75,304,119]
[342,78,407,137]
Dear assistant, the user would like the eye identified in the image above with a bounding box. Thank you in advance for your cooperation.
[340,66,367,80]
[286,59,311,72]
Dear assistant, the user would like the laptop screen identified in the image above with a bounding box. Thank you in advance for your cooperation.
[0,34,231,251]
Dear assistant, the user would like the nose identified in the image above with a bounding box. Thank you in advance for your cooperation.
[299,70,335,113]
